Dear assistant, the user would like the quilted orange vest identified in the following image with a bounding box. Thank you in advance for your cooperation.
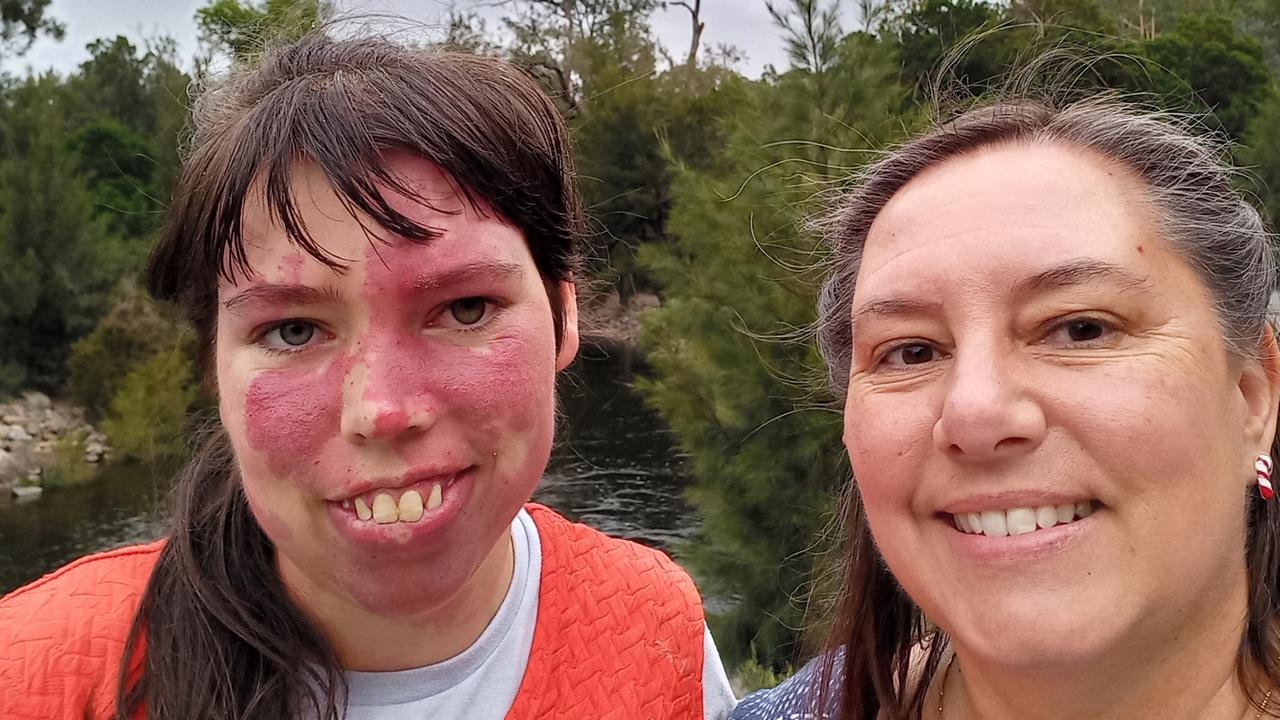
[507,503,704,720]
[0,504,705,719]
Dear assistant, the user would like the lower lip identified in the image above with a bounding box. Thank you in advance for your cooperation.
[325,470,473,549]
[945,511,1098,563]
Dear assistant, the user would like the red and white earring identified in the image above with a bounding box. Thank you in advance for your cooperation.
[1256,454,1274,500]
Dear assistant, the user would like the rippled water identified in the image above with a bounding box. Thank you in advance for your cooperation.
[0,342,698,594]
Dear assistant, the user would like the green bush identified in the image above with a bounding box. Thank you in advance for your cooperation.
[0,361,25,398]
[731,650,791,695]
[68,277,189,421]
[101,346,198,462]
[43,430,97,488]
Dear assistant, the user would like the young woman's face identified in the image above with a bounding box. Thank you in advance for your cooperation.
[215,153,577,617]
[844,142,1275,669]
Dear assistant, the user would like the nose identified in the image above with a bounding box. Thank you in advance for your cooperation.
[339,349,434,443]
[932,348,1045,461]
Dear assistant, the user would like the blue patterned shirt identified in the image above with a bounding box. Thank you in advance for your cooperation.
[729,649,845,720]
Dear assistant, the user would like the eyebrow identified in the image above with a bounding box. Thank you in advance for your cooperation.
[408,261,526,291]
[851,298,940,326]
[1011,259,1150,298]
[850,259,1151,326]
[222,284,344,314]
[221,261,529,313]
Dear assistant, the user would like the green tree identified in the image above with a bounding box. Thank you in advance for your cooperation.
[61,36,190,251]
[66,119,157,242]
[196,0,334,62]
[886,0,1009,98]
[101,345,199,462]
[67,278,189,421]
[0,74,123,392]
[0,0,63,57]
[501,0,661,116]
[1241,84,1280,227]
[1139,12,1272,139]
[638,1,909,671]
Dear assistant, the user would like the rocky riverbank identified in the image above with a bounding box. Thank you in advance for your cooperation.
[0,392,110,495]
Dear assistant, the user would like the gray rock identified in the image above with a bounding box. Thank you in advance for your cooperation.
[5,425,32,442]
[12,485,42,500]
[20,391,51,410]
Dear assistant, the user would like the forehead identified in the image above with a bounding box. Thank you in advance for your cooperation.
[859,141,1156,285]
[224,152,527,288]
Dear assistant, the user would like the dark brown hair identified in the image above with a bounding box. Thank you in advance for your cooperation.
[812,97,1280,719]
[114,32,583,720]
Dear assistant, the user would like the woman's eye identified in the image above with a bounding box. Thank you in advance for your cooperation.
[261,320,318,349]
[448,297,489,326]
[881,343,938,367]
[1049,318,1111,344]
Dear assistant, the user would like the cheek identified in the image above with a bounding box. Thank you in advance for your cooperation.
[244,354,349,478]
[844,395,935,511]
[241,480,295,544]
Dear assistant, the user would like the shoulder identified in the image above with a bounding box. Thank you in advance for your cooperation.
[0,541,164,692]
[730,651,845,720]
[524,502,698,594]
[1,540,164,616]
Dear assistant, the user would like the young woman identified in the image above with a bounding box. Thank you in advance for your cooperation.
[0,33,735,720]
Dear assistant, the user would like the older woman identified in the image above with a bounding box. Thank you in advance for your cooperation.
[732,97,1280,720]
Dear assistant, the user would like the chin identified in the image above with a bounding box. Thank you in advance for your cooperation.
[945,590,1130,671]
[345,567,469,618]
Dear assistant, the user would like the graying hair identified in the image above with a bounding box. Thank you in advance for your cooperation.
[815,96,1277,397]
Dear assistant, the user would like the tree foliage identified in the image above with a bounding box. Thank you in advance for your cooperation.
[101,346,199,463]
[0,0,63,57]
[0,29,190,398]
[196,0,334,62]
[637,4,908,670]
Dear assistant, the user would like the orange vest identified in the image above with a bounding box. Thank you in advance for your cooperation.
[0,504,705,719]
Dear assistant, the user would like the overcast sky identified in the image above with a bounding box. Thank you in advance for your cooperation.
[0,0,824,79]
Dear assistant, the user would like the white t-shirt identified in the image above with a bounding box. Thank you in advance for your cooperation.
[339,509,737,719]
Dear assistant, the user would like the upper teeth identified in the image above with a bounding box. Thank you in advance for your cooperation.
[349,484,443,524]
[953,501,1094,537]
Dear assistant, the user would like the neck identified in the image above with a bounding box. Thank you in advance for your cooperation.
[283,528,516,672]
[936,574,1261,720]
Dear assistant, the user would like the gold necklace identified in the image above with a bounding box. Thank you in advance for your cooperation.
[934,657,1273,720]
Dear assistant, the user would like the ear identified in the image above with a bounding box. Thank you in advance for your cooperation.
[1239,324,1280,458]
[555,279,580,372]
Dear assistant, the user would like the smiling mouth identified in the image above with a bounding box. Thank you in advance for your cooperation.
[948,500,1098,537]
[338,475,457,525]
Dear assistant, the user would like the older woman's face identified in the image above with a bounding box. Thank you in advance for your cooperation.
[215,154,577,619]
[845,141,1276,668]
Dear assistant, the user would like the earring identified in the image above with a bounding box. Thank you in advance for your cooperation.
[1257,454,1274,500]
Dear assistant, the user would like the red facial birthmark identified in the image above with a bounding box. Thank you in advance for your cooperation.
[244,351,350,484]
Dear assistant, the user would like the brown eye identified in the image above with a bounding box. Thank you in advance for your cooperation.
[449,298,487,325]
[1066,320,1105,342]
[881,343,937,368]
[900,344,934,364]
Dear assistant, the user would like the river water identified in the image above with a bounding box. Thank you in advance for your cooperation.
[0,342,699,594]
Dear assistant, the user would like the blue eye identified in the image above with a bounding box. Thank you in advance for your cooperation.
[277,321,315,346]
[259,320,319,352]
